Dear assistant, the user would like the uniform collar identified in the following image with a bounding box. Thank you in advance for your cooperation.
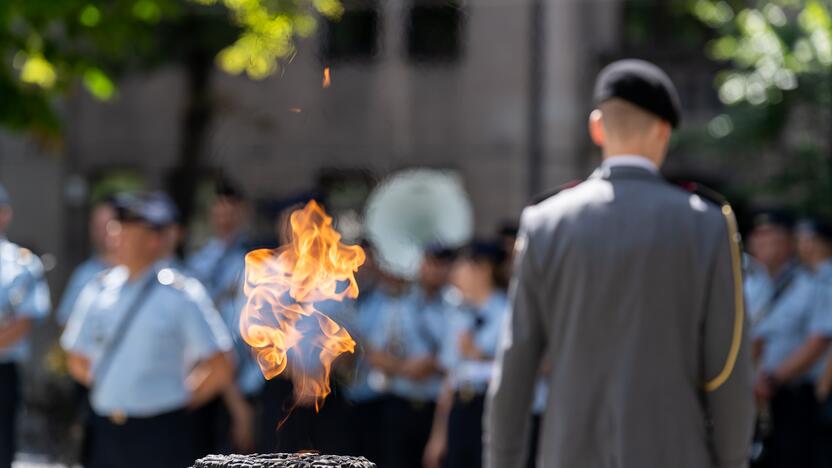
[772,259,801,282]
[466,290,505,314]
[590,161,663,182]
[601,154,659,173]
[123,260,166,285]
[412,285,444,303]
[817,258,832,278]
[217,232,246,249]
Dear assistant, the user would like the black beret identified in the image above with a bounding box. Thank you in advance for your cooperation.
[424,242,458,262]
[751,208,796,232]
[594,59,682,128]
[458,240,506,266]
[114,192,178,230]
[797,217,832,243]
[215,177,245,201]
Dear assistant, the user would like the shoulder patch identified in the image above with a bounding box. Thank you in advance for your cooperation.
[157,268,187,290]
[16,247,32,265]
[93,268,111,283]
[99,266,128,288]
[0,242,12,261]
[529,179,584,206]
[673,181,727,208]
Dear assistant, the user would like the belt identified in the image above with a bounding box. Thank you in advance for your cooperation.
[94,407,188,426]
[393,396,434,411]
[409,399,431,411]
[455,384,485,404]
[108,410,128,425]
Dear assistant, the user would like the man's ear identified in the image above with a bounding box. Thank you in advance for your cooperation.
[653,119,672,144]
[589,110,605,147]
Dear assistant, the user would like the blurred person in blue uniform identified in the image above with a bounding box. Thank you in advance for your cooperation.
[496,223,518,291]
[797,218,832,467]
[61,193,233,468]
[751,212,832,468]
[186,182,248,314]
[336,242,386,464]
[186,182,259,454]
[744,253,772,325]
[423,241,507,468]
[56,199,117,326]
[150,192,186,271]
[0,184,51,468]
[746,211,802,331]
[363,246,453,468]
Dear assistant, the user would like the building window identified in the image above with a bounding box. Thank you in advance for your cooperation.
[407,1,463,63]
[321,2,380,62]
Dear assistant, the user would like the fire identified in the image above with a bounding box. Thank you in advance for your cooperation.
[241,200,365,409]
[323,67,331,88]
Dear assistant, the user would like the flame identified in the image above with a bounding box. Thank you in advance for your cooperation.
[241,200,365,410]
[323,67,331,88]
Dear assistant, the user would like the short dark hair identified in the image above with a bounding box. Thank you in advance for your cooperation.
[457,240,506,267]
[600,99,662,141]
[215,178,245,201]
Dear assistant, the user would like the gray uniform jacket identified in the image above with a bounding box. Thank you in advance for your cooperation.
[484,165,754,468]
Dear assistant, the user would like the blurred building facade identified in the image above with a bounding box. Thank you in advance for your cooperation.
[2,0,724,299]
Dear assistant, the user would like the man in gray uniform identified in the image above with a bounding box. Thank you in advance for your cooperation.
[484,59,754,468]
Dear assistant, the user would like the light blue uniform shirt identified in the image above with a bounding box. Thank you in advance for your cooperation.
[187,236,261,394]
[0,239,51,363]
[743,254,773,325]
[56,256,109,326]
[532,381,548,415]
[342,291,385,403]
[366,286,448,402]
[753,264,832,382]
[440,290,508,393]
[61,263,232,417]
[818,260,832,291]
[186,237,246,305]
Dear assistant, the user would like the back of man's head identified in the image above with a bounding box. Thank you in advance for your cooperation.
[591,59,681,164]
[598,98,663,145]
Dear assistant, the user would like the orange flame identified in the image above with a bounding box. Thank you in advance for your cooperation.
[241,200,365,410]
[323,67,331,88]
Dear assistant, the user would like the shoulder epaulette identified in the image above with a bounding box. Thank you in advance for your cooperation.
[673,181,728,208]
[93,269,107,282]
[94,267,115,283]
[529,179,584,206]
[156,267,188,290]
[16,247,33,264]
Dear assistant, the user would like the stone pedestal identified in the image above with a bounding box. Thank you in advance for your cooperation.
[192,453,376,468]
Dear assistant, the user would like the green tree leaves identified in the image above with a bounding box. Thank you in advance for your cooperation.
[0,0,342,134]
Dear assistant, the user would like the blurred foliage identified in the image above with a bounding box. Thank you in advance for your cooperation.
[0,0,342,136]
[625,1,712,49]
[90,169,146,204]
[692,0,830,107]
[689,0,832,216]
